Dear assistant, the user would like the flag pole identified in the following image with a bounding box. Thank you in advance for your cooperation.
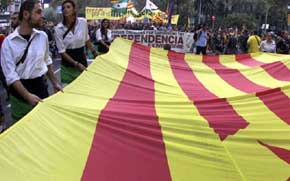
[167,0,175,29]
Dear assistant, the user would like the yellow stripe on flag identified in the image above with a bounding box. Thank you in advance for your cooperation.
[183,54,290,180]
[150,49,243,180]
[251,52,290,64]
[224,94,290,180]
[185,54,244,98]
[251,52,290,70]
[249,53,290,93]
[219,55,289,88]
[0,39,289,180]
[0,38,132,180]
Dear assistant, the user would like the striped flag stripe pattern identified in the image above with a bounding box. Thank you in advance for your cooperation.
[0,38,289,181]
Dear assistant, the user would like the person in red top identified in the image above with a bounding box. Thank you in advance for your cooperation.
[0,33,5,48]
[0,30,7,131]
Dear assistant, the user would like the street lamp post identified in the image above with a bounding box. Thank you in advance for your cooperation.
[288,2,290,33]
[198,0,201,24]
[264,6,269,32]
[263,1,274,33]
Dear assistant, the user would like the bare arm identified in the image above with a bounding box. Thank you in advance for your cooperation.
[11,80,41,106]
[46,64,62,92]
[86,40,98,57]
[96,29,110,49]
[61,52,86,71]
[99,39,110,49]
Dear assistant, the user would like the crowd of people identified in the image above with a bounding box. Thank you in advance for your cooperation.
[192,26,290,55]
[1,0,290,132]
[86,20,290,55]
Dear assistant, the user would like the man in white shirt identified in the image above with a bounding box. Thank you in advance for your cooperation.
[1,0,61,122]
[195,25,208,55]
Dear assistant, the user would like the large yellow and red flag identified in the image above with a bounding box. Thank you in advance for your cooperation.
[0,38,289,180]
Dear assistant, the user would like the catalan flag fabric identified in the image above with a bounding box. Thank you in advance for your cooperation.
[126,0,139,16]
[0,38,289,181]
[127,0,133,9]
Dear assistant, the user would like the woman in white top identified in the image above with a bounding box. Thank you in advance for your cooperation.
[55,0,97,84]
[96,19,113,54]
[260,33,276,53]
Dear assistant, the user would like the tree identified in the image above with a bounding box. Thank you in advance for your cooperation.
[0,0,9,11]
[222,13,257,30]
[46,0,288,31]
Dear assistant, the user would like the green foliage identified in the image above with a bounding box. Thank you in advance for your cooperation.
[0,0,8,10]
[221,13,257,30]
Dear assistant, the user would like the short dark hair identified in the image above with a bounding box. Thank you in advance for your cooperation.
[19,0,38,21]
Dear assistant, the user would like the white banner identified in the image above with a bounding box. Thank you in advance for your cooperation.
[112,30,194,53]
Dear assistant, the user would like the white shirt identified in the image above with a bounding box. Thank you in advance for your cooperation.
[1,28,52,86]
[54,17,89,54]
[96,28,112,42]
[260,40,276,53]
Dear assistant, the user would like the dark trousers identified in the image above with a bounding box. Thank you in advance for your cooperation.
[8,75,48,122]
[196,46,207,55]
[62,46,87,67]
[96,42,111,54]
[9,75,49,101]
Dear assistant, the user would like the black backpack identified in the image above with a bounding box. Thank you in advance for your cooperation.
[240,35,249,51]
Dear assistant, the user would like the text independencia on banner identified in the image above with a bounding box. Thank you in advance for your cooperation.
[112,30,194,52]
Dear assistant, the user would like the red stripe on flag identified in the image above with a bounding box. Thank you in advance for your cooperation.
[168,52,249,141]
[204,55,268,93]
[205,55,290,164]
[256,88,290,125]
[82,43,171,181]
[261,62,290,81]
[236,54,290,81]
[206,55,290,125]
[236,54,265,67]
[258,140,290,164]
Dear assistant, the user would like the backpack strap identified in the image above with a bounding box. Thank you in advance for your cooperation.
[197,31,202,40]
[16,35,36,67]
[63,19,76,39]
[254,35,260,46]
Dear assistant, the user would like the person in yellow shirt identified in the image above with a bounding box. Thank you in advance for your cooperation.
[247,31,261,53]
